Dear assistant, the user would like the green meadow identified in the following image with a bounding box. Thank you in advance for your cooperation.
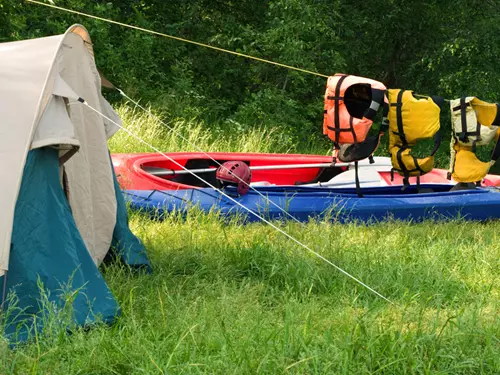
[2,0,500,372]
[1,105,499,374]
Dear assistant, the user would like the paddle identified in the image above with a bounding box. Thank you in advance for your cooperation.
[144,162,349,176]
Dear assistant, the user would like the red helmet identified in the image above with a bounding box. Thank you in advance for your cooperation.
[216,161,252,195]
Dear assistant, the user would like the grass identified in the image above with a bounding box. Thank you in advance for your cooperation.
[1,104,500,374]
[108,105,328,155]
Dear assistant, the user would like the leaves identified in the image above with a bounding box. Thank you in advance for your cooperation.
[4,0,500,141]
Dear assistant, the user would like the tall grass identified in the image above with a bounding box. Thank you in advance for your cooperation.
[108,104,329,155]
[1,104,499,374]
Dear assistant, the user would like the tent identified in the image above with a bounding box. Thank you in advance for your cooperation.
[0,24,151,343]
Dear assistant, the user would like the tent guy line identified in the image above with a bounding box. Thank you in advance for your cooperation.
[26,0,329,79]
[77,98,393,304]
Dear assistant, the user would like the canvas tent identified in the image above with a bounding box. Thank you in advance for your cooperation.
[0,24,151,343]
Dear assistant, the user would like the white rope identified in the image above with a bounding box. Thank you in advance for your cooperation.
[80,99,392,303]
[118,88,315,226]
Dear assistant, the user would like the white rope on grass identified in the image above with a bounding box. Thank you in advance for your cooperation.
[78,99,393,304]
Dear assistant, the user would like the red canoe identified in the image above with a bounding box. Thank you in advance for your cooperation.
[111,152,500,191]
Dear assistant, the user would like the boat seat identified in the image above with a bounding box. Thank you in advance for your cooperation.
[171,159,220,188]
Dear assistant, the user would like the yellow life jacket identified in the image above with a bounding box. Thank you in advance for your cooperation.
[387,89,444,186]
[448,97,500,183]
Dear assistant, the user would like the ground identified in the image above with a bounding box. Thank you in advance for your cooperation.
[1,105,499,374]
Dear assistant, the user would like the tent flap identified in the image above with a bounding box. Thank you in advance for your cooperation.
[110,158,152,272]
[4,148,120,343]
[31,94,80,151]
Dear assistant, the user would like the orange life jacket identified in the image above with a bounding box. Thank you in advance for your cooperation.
[323,74,387,163]
[323,73,387,197]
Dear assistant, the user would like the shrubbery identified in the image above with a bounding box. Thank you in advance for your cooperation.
[3,0,500,147]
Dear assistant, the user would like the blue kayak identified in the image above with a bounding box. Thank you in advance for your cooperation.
[123,184,500,223]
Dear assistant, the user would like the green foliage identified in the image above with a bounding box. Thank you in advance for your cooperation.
[6,0,500,146]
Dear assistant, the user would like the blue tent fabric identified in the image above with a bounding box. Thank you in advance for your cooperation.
[109,158,152,273]
[1,148,124,343]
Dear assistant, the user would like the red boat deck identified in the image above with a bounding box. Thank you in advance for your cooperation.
[112,152,346,190]
[112,152,500,191]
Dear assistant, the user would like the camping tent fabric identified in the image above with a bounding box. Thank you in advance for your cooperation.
[110,158,152,271]
[0,25,151,343]
[0,25,125,274]
[2,148,120,342]
[59,32,119,264]
[0,34,65,276]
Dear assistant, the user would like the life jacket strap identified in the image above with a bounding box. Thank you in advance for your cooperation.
[381,102,389,133]
[333,75,349,143]
[454,98,481,145]
[392,158,426,175]
[401,175,410,190]
[472,140,477,154]
[411,156,425,174]
[430,131,442,156]
[332,105,361,146]
[354,161,363,198]
[396,146,408,177]
[452,101,472,112]
[326,126,354,133]
[459,97,469,143]
[395,146,411,189]
[395,90,408,146]
[393,146,426,189]
[473,121,482,153]
[491,136,500,162]
[493,104,500,125]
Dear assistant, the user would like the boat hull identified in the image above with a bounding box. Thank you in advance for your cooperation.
[122,184,500,223]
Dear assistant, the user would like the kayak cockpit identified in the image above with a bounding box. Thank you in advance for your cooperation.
[140,156,347,188]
